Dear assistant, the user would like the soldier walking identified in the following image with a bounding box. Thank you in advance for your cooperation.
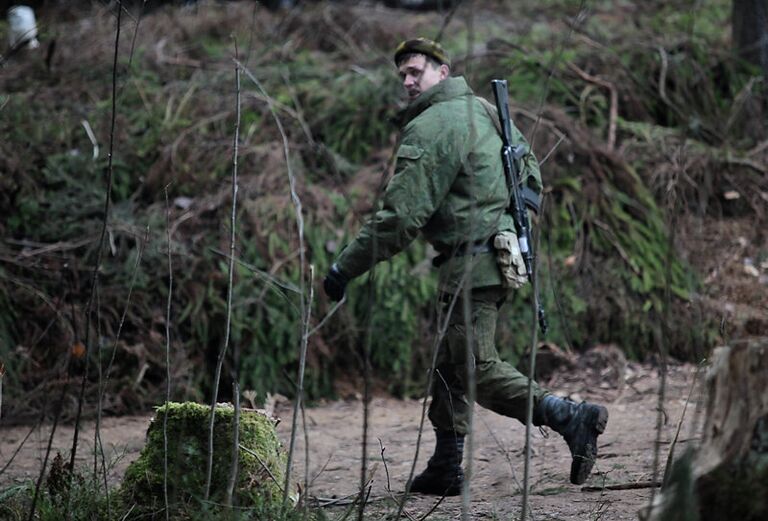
[323,38,608,496]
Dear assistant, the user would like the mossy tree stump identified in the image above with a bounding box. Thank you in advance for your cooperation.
[121,402,286,519]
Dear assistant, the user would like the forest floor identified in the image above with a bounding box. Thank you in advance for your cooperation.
[0,355,700,521]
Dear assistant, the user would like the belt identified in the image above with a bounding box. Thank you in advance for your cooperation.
[432,238,494,268]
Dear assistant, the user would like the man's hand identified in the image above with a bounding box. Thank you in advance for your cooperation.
[323,264,349,301]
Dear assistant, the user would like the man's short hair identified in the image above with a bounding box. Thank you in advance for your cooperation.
[394,38,451,68]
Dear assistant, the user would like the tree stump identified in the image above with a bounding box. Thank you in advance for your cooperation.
[694,340,768,520]
[120,402,287,519]
[647,339,768,520]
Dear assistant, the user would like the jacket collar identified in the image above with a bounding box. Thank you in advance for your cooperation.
[397,76,473,127]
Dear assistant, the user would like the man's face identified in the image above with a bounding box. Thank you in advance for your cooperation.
[398,54,449,101]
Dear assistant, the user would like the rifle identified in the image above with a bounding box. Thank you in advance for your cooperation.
[491,79,548,335]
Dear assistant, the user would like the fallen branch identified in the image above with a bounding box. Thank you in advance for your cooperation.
[568,62,618,150]
[314,493,390,508]
[582,481,661,492]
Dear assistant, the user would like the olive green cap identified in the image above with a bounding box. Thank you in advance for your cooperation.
[394,37,451,67]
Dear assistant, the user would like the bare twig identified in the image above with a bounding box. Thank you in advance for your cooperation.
[539,134,566,166]
[718,155,768,175]
[378,439,393,495]
[287,263,314,507]
[378,439,417,521]
[416,495,448,521]
[387,289,469,519]
[528,0,588,154]
[460,260,476,521]
[316,492,391,508]
[459,17,478,520]
[24,297,75,521]
[205,49,242,501]
[662,361,703,484]
[163,185,173,521]
[213,250,301,296]
[0,362,4,420]
[59,3,123,519]
[301,388,310,504]
[747,139,768,157]
[592,220,641,276]
[520,234,543,521]
[433,0,465,43]
[0,424,38,479]
[92,283,110,516]
[396,267,472,520]
[358,273,373,521]
[646,156,678,516]
[236,59,308,507]
[239,444,285,493]
[119,504,136,521]
[225,55,245,511]
[307,296,347,338]
[93,226,149,509]
[226,382,241,507]
[27,386,69,521]
[127,0,148,68]
[279,69,316,146]
[478,415,534,513]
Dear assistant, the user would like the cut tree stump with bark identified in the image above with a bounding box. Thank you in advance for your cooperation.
[646,339,768,521]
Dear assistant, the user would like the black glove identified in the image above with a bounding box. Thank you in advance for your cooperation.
[323,263,348,302]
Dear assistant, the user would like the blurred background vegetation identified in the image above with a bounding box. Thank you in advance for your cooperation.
[0,0,766,423]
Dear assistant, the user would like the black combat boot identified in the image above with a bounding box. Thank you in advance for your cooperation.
[409,430,464,496]
[535,395,609,485]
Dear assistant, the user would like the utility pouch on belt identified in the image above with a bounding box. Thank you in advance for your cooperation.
[493,231,528,289]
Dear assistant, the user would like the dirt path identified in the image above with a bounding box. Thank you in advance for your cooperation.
[276,359,700,520]
[0,358,700,520]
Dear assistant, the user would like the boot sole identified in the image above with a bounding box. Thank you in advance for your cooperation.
[569,405,608,485]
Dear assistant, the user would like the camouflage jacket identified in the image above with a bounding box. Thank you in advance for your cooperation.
[335,76,542,293]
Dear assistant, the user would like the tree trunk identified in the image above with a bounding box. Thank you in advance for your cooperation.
[732,0,768,76]
[646,340,768,521]
[693,340,768,520]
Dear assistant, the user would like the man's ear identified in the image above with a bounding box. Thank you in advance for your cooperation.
[439,64,450,80]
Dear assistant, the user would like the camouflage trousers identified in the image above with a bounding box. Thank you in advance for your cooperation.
[428,286,548,435]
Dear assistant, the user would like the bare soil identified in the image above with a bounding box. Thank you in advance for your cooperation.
[0,357,700,521]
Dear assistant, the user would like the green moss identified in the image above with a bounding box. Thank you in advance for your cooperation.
[120,402,286,519]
